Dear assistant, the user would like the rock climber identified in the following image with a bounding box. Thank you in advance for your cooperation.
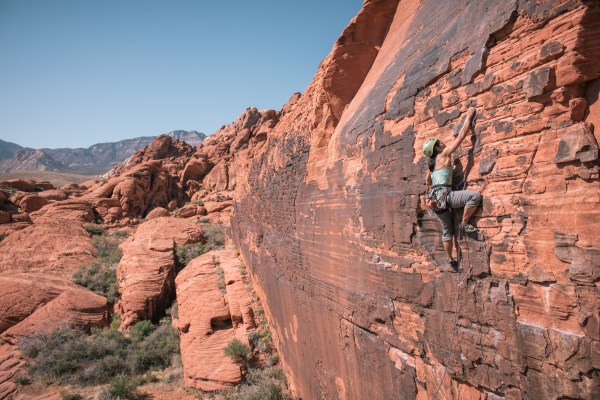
[423,107,482,270]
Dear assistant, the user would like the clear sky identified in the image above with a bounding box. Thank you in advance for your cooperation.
[0,0,362,149]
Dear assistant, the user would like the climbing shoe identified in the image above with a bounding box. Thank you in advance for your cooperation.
[448,258,459,272]
[460,222,478,234]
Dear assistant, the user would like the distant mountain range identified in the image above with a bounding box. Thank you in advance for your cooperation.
[0,130,205,175]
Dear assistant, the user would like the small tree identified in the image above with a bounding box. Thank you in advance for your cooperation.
[223,338,249,365]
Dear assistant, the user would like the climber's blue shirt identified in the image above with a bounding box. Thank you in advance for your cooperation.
[431,166,453,187]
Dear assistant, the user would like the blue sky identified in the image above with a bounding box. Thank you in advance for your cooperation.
[0,0,362,148]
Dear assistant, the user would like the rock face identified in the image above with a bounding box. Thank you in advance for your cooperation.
[225,1,600,399]
[0,273,108,344]
[116,217,205,330]
[175,249,256,391]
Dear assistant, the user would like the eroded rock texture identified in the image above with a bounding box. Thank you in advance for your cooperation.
[175,249,256,391]
[228,1,600,399]
[116,217,205,330]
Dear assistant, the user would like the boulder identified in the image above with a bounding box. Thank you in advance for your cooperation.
[15,194,49,213]
[0,220,95,275]
[117,217,205,330]
[146,207,171,219]
[176,250,254,391]
[0,273,106,336]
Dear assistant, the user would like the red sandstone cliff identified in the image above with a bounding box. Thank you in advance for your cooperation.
[0,1,599,399]
[227,1,600,399]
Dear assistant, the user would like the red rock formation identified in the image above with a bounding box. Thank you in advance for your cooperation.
[175,249,255,391]
[0,345,25,400]
[1,289,108,344]
[0,179,52,192]
[227,1,600,399]
[117,217,205,330]
[0,220,95,275]
[145,206,171,219]
[0,272,108,399]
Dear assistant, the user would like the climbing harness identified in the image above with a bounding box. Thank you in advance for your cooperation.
[426,184,452,212]
[430,229,474,400]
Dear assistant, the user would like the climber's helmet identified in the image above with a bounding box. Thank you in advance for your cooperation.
[422,138,438,158]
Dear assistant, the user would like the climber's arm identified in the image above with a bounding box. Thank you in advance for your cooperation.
[441,107,476,157]
[426,170,432,186]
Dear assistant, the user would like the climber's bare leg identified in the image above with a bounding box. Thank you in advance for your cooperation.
[462,206,477,224]
[443,239,453,260]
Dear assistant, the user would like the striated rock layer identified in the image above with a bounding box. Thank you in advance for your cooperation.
[228,1,600,399]
[116,217,205,330]
[175,249,256,391]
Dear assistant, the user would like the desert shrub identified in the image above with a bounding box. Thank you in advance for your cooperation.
[12,372,32,386]
[166,302,178,319]
[110,314,122,331]
[79,354,129,384]
[199,217,210,223]
[92,236,122,264]
[216,265,226,293]
[175,242,212,269]
[223,339,249,365]
[22,328,88,382]
[84,224,106,236]
[266,354,280,367]
[247,331,260,350]
[204,224,225,247]
[165,370,182,383]
[103,375,140,399]
[128,324,180,374]
[72,261,119,304]
[230,381,285,400]
[61,393,83,400]
[174,223,226,270]
[20,322,180,387]
[224,367,291,400]
[112,230,129,239]
[129,320,155,342]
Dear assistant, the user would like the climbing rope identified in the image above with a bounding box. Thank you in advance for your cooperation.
[430,231,473,400]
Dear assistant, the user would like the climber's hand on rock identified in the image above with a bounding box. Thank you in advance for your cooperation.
[466,107,476,122]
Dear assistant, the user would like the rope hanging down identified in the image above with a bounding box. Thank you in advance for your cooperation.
[431,232,473,400]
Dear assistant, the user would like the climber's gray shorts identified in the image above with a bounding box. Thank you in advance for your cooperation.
[435,190,482,241]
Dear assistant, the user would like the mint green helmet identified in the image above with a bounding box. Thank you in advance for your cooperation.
[422,138,438,157]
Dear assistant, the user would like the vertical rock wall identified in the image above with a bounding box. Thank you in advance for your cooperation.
[230,1,600,399]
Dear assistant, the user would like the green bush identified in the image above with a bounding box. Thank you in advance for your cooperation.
[175,242,211,269]
[174,223,226,270]
[112,230,129,239]
[92,236,122,264]
[105,375,140,399]
[12,372,32,386]
[22,328,88,382]
[129,320,155,342]
[128,324,180,374]
[204,224,225,247]
[224,367,291,400]
[19,323,180,387]
[61,393,83,400]
[84,225,106,236]
[223,339,249,365]
[72,261,119,304]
